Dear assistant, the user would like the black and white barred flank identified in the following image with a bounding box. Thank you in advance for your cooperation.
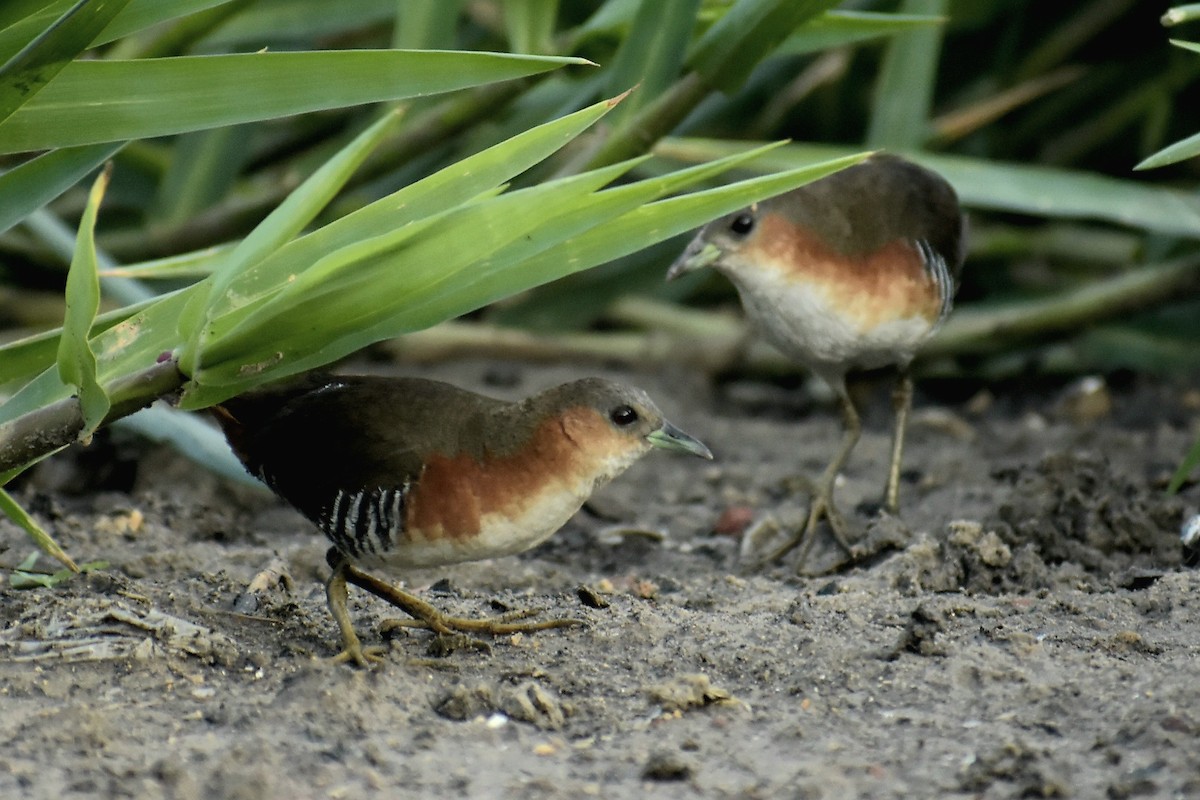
[318,484,409,559]
[914,237,956,324]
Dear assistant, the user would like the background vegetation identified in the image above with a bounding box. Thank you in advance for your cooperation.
[1,0,1198,569]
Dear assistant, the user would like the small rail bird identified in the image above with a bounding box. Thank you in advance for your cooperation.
[214,373,712,666]
[668,153,965,568]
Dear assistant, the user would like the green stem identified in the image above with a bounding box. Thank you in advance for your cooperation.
[0,360,186,476]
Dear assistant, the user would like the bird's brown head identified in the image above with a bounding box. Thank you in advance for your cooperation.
[666,153,965,289]
[517,378,712,484]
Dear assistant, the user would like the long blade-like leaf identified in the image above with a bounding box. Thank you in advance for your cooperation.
[56,162,111,437]
[866,0,948,149]
[0,50,589,152]
[0,0,132,126]
[777,11,944,57]
[180,152,866,407]
[0,141,121,235]
[197,96,625,335]
[687,0,837,92]
[0,485,79,572]
[178,110,405,374]
[605,0,700,121]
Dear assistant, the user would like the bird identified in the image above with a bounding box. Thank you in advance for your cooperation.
[667,153,965,569]
[213,372,713,666]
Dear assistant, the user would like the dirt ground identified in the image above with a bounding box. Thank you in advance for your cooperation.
[2,357,1198,799]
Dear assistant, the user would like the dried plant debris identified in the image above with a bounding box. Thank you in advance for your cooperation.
[646,673,743,713]
[0,598,238,665]
[434,681,569,729]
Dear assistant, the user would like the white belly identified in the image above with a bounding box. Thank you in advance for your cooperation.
[731,273,934,377]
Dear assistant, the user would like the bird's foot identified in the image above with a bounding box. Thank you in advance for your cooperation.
[329,642,388,669]
[755,482,857,572]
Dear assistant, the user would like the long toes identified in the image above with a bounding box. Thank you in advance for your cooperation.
[329,644,388,668]
[381,613,583,637]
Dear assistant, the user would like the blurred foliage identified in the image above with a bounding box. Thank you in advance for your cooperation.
[1,0,1200,564]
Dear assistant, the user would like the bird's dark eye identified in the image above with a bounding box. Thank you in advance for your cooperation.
[610,405,638,426]
[730,213,755,235]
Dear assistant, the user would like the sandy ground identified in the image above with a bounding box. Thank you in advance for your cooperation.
[1,358,1198,799]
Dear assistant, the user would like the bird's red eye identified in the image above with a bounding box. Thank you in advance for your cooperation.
[730,213,755,235]
[610,405,638,426]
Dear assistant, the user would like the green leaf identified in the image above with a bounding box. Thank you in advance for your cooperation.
[56,162,112,438]
[654,138,1200,238]
[192,159,648,383]
[605,0,701,121]
[503,0,557,54]
[393,0,463,50]
[0,141,122,235]
[433,152,869,326]
[152,126,247,227]
[0,1,234,58]
[200,0,394,48]
[0,295,156,395]
[776,11,945,57]
[1163,7,1200,27]
[0,487,78,572]
[0,97,626,426]
[196,97,623,341]
[687,0,837,93]
[1170,437,1200,493]
[97,245,232,280]
[178,109,404,374]
[0,0,133,126]
[0,49,590,153]
[94,0,237,45]
[1136,128,1200,170]
[9,552,106,588]
[181,148,866,406]
[866,0,948,149]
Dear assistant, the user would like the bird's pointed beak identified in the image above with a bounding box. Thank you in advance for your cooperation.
[666,237,721,281]
[646,420,713,460]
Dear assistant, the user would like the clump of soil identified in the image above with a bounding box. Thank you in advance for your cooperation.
[990,451,1183,574]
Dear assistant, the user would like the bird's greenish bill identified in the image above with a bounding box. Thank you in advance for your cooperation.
[666,240,722,281]
[646,421,713,460]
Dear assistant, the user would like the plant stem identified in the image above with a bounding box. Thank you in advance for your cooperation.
[0,361,185,476]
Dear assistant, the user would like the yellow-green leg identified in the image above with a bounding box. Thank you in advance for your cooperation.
[884,369,913,515]
[770,383,861,569]
[342,563,584,636]
[325,560,386,668]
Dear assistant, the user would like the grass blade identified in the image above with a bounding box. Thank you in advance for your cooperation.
[503,0,558,54]
[687,0,838,92]
[0,142,121,235]
[0,0,132,126]
[0,485,78,572]
[866,0,948,149]
[777,11,944,57]
[0,50,589,153]
[605,0,700,121]
[55,162,112,438]
[1170,438,1200,493]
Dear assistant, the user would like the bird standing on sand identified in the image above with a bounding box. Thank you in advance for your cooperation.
[215,373,712,666]
[668,153,965,567]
